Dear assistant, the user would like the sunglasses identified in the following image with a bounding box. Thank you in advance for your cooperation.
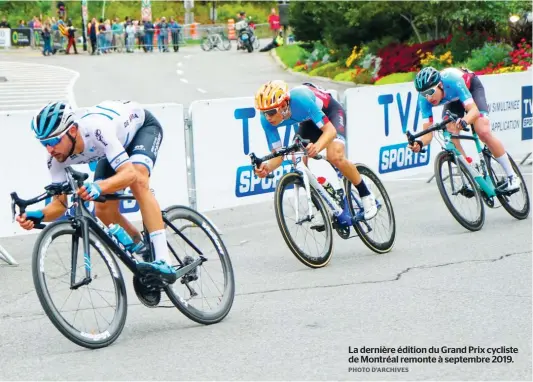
[262,108,279,117]
[39,127,70,148]
[420,84,439,98]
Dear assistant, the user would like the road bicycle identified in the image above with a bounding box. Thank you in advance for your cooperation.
[200,28,231,51]
[10,166,235,349]
[406,110,530,231]
[249,135,396,269]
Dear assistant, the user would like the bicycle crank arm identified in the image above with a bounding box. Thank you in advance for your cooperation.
[70,277,93,290]
[175,256,206,279]
[296,214,314,225]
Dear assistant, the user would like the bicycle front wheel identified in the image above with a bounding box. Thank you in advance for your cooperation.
[434,151,485,231]
[200,37,213,51]
[163,206,235,325]
[32,221,128,349]
[485,151,530,220]
[345,163,396,253]
[274,172,334,268]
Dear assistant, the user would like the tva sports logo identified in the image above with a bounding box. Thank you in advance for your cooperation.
[378,92,430,174]
[234,107,298,197]
[522,85,532,141]
[44,161,140,221]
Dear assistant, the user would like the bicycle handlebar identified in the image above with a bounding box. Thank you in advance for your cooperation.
[10,166,108,230]
[405,110,470,153]
[248,134,325,179]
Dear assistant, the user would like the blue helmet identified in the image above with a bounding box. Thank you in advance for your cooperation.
[31,101,75,140]
[414,67,441,92]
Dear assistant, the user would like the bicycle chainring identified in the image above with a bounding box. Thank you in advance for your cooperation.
[133,275,161,308]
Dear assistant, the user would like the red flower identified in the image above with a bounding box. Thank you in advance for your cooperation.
[521,38,526,42]
[513,58,519,64]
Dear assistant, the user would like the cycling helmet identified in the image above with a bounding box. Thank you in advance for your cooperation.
[31,101,75,140]
[254,80,289,111]
[414,66,441,92]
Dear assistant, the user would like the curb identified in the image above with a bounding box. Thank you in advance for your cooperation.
[269,48,356,86]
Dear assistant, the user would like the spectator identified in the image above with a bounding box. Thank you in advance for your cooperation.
[125,21,135,52]
[65,18,78,54]
[112,17,124,53]
[98,17,106,53]
[268,8,280,39]
[104,19,112,52]
[169,17,181,52]
[143,17,154,52]
[41,22,53,56]
[159,16,168,52]
[19,20,26,28]
[0,16,10,28]
[259,31,283,52]
[89,18,97,54]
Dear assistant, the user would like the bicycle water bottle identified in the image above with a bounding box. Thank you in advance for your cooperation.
[108,224,143,253]
[317,176,337,199]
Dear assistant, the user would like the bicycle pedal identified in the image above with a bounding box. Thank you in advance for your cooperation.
[310,224,325,232]
[460,187,475,198]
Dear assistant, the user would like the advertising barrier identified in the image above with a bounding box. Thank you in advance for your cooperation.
[344,71,533,180]
[0,103,188,238]
[189,97,340,212]
[10,28,32,47]
[0,28,11,48]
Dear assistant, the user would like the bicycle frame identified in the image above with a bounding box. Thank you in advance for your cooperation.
[289,152,356,228]
[440,129,497,198]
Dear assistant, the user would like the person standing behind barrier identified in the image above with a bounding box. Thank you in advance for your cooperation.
[169,17,181,52]
[125,22,135,52]
[143,18,154,52]
[112,18,124,53]
[65,19,78,54]
[89,18,97,55]
[159,17,169,52]
[41,22,53,56]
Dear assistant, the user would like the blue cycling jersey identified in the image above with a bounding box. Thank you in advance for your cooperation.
[260,85,330,151]
[418,68,475,123]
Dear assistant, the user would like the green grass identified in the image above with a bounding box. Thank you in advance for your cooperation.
[374,72,416,85]
[275,44,307,68]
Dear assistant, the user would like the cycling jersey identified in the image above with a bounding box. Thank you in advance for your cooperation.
[260,84,334,151]
[418,68,479,123]
[47,100,146,184]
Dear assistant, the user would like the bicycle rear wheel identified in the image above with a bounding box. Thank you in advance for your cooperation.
[163,206,235,325]
[274,172,334,268]
[32,221,128,349]
[200,37,213,51]
[485,151,530,220]
[434,151,485,231]
[345,163,396,253]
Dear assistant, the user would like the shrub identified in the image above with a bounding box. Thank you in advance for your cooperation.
[351,67,375,85]
[418,50,453,70]
[275,44,308,68]
[308,62,347,78]
[507,39,532,69]
[464,42,513,71]
[334,70,357,82]
[374,72,417,86]
[444,27,490,63]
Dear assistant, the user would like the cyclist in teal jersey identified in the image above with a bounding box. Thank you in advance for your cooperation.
[409,66,521,191]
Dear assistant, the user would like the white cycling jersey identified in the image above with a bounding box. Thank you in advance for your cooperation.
[47,100,146,184]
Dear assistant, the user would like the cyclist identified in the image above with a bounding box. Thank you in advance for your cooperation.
[15,100,177,284]
[253,80,378,220]
[409,66,521,191]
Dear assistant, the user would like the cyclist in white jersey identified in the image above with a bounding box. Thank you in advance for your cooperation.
[16,100,177,284]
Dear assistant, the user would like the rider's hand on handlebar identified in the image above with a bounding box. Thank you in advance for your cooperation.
[408,141,423,153]
[254,162,270,178]
[16,210,43,231]
[456,118,469,131]
[305,142,320,158]
[77,182,102,201]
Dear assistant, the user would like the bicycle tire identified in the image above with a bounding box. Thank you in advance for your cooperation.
[485,151,530,220]
[222,37,231,50]
[200,37,213,51]
[345,163,396,253]
[163,206,235,325]
[434,151,485,231]
[32,221,128,349]
[274,172,334,268]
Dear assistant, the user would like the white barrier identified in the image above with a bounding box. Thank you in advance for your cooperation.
[344,71,532,180]
[188,97,340,212]
[0,103,188,238]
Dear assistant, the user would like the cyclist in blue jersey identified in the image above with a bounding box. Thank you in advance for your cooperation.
[253,80,378,220]
[409,66,520,191]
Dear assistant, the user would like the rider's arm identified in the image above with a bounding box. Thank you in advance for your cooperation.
[456,83,479,126]
[417,96,435,147]
[91,122,137,194]
[299,87,337,152]
[40,194,69,222]
[260,115,284,173]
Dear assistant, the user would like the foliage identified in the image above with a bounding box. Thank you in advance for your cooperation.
[507,38,532,68]
[308,62,347,78]
[374,72,417,85]
[464,42,513,71]
[334,69,357,82]
[275,44,307,68]
[418,50,453,70]
[351,67,375,85]
[442,27,492,63]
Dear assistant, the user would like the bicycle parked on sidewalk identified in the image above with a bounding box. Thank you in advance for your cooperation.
[249,135,396,269]
[406,110,530,231]
[200,27,231,51]
[10,166,235,349]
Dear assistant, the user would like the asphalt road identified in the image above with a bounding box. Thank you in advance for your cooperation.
[0,43,531,381]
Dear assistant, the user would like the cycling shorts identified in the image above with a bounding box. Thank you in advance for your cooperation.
[442,75,489,119]
[94,109,163,181]
[297,97,347,145]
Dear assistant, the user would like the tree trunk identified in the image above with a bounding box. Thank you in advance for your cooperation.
[400,13,423,43]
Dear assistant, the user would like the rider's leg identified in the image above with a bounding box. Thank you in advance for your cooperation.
[443,102,468,159]
[94,199,142,242]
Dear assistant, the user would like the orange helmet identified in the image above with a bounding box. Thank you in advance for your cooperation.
[254,80,290,111]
